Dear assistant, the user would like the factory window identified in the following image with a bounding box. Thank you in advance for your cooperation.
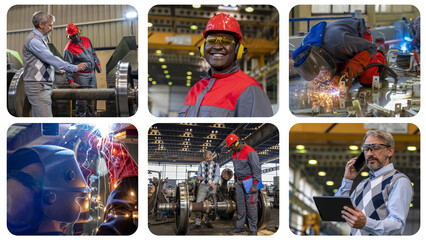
[376,5,415,13]
[311,5,367,15]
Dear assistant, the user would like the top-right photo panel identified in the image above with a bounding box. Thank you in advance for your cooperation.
[289,5,420,117]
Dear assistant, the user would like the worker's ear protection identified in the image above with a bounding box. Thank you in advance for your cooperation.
[198,42,248,61]
[66,29,81,39]
[234,139,240,147]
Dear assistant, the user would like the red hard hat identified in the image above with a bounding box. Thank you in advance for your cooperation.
[66,24,79,36]
[203,13,243,42]
[226,134,239,147]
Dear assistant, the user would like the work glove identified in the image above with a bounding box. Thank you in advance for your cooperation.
[342,50,372,80]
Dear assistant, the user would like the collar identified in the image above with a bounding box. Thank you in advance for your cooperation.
[202,62,240,79]
[33,29,46,41]
[369,163,394,179]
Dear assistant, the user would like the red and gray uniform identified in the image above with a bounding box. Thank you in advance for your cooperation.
[179,64,273,117]
[232,144,262,233]
[323,18,385,85]
[63,36,100,117]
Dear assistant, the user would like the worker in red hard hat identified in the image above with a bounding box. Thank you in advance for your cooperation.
[63,24,101,117]
[225,133,262,235]
[179,13,273,117]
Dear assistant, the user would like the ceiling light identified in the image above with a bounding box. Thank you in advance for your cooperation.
[164,70,169,74]
[155,50,162,55]
[245,7,254,13]
[326,181,334,186]
[189,51,195,56]
[148,77,153,81]
[187,76,192,80]
[165,75,170,79]
[187,71,192,75]
[158,58,165,62]
[308,159,317,165]
[407,146,417,151]
[333,189,338,193]
[161,65,167,69]
[190,25,198,30]
[186,83,191,87]
[192,4,201,8]
[318,171,326,176]
[125,11,138,20]
[148,22,153,28]
[360,172,369,177]
[152,81,157,85]
[168,81,173,86]
[296,145,305,150]
[410,203,413,208]
[349,145,359,151]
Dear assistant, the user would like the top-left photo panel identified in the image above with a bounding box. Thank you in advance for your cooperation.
[7,5,138,117]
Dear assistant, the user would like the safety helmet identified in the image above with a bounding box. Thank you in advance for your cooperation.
[294,46,336,81]
[7,145,91,233]
[66,24,80,37]
[203,13,243,42]
[225,134,239,147]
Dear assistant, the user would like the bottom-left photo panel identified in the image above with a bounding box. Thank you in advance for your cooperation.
[7,123,138,235]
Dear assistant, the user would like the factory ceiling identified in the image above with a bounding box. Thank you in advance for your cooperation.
[148,5,279,86]
[148,123,279,166]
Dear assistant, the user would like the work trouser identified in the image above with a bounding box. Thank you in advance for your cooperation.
[75,71,97,117]
[235,180,258,232]
[195,184,217,225]
[24,81,53,117]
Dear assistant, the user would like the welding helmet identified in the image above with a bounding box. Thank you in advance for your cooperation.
[226,134,239,147]
[66,24,81,38]
[7,145,91,234]
[294,45,336,81]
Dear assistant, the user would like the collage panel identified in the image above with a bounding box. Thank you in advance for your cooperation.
[148,123,279,235]
[7,123,138,235]
[289,123,420,235]
[289,5,420,117]
[7,5,138,117]
[148,5,279,117]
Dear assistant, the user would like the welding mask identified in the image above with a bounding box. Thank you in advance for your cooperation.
[294,45,336,81]
[8,145,91,233]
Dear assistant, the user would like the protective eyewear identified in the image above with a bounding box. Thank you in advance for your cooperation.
[206,36,236,46]
[361,144,390,153]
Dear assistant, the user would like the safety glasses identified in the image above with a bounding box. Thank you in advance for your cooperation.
[361,144,390,153]
[206,36,236,46]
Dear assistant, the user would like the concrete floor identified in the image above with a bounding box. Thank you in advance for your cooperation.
[289,70,420,117]
[148,207,279,236]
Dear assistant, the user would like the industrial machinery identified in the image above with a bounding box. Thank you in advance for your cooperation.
[7,37,138,117]
[155,169,271,235]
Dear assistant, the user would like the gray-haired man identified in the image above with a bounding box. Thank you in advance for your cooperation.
[191,151,220,230]
[335,130,413,235]
[22,12,87,117]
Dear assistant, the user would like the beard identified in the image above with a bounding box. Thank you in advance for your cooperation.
[366,155,388,171]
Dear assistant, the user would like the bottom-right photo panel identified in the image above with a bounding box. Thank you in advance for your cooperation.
[289,123,420,236]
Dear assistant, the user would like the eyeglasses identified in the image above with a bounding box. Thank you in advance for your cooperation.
[206,36,236,46]
[361,144,390,153]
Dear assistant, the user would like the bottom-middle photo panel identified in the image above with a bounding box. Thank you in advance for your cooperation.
[148,123,279,236]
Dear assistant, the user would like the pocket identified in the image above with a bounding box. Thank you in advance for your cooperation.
[178,105,191,117]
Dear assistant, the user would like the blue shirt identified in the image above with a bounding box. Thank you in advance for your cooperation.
[335,163,413,235]
[196,161,220,184]
[28,29,77,72]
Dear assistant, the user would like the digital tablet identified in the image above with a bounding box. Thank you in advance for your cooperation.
[313,196,354,222]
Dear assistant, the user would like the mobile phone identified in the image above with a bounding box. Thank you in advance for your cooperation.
[354,152,365,172]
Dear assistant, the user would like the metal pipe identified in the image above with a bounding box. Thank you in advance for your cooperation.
[157,202,176,212]
[51,88,116,100]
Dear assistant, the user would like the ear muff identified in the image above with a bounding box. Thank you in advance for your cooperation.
[234,43,248,61]
[198,42,206,58]
[234,140,240,147]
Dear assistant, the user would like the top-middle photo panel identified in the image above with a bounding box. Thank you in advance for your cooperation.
[289,5,420,117]
[148,5,279,117]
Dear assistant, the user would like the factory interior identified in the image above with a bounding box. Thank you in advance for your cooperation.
[148,5,279,117]
[7,5,138,117]
[289,5,420,117]
[289,123,420,235]
[148,123,279,235]
[7,123,138,235]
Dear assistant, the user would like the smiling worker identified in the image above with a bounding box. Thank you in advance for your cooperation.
[179,13,273,117]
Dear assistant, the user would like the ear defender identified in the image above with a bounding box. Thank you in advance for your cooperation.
[198,42,206,58]
[199,41,248,61]
[234,140,240,147]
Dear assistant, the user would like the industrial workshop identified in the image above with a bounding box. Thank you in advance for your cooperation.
[148,5,279,117]
[289,123,420,235]
[7,123,138,235]
[289,5,420,117]
[7,5,138,117]
[148,123,279,235]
